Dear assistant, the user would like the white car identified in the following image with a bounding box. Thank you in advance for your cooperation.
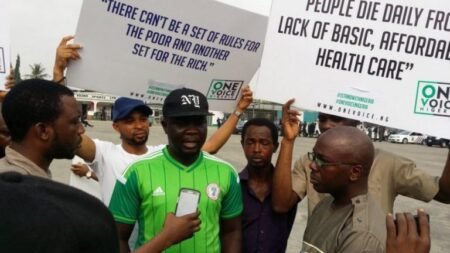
[388,131,426,144]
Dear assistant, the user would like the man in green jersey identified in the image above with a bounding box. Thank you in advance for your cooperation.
[109,87,243,253]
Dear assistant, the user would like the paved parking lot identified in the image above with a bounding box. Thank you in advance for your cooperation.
[50,121,450,253]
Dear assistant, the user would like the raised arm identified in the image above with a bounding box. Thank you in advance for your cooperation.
[201,86,253,154]
[53,35,82,83]
[0,68,16,102]
[434,150,450,203]
[75,134,97,162]
[272,99,301,213]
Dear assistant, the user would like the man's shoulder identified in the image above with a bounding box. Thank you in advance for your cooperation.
[121,149,165,177]
[128,149,165,167]
[0,158,27,175]
[202,152,235,169]
[374,148,412,163]
[93,139,119,154]
[372,148,415,172]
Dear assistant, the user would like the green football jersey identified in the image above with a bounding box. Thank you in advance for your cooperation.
[109,147,243,253]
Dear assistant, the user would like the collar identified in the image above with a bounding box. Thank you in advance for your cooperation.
[351,193,369,206]
[162,147,203,172]
[239,164,275,181]
[4,146,51,178]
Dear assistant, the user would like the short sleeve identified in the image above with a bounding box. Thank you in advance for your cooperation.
[92,139,110,175]
[292,154,308,199]
[392,154,439,202]
[108,170,141,224]
[220,169,243,219]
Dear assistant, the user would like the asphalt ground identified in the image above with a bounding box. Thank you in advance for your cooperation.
[50,120,450,253]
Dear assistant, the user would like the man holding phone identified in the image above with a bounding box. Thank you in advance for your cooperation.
[109,88,242,253]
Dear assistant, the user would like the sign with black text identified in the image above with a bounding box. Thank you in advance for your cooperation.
[68,0,267,112]
[256,0,450,138]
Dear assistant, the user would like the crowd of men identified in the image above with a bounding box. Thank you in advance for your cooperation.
[0,35,446,253]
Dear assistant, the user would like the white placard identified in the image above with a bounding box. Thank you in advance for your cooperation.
[68,0,267,112]
[0,0,10,89]
[257,0,450,138]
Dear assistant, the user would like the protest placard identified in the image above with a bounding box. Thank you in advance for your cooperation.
[67,0,267,112]
[256,0,450,138]
[0,0,10,89]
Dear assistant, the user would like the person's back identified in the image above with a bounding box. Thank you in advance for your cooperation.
[0,172,119,253]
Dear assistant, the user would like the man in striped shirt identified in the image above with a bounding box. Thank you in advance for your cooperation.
[109,87,242,253]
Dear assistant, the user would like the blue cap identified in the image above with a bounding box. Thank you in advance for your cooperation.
[112,97,152,122]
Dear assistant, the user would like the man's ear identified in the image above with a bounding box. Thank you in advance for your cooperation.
[112,122,120,133]
[34,122,53,141]
[349,165,363,181]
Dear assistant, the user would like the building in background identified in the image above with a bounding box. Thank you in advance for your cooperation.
[73,91,317,126]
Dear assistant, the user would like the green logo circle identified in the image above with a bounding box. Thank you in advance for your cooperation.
[213,81,223,90]
[421,85,435,98]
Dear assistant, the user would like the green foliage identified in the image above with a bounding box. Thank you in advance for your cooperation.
[25,63,49,79]
[14,55,22,83]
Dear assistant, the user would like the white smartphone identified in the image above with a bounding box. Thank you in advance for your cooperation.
[175,188,201,217]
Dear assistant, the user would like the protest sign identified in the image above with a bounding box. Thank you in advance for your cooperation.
[256,0,450,138]
[67,0,267,112]
[0,0,10,89]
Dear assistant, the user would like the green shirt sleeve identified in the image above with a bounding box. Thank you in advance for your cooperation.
[220,168,243,219]
[108,170,141,224]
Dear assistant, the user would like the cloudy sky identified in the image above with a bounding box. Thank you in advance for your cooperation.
[9,0,271,76]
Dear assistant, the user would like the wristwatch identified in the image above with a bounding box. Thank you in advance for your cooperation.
[233,110,242,118]
[86,170,93,179]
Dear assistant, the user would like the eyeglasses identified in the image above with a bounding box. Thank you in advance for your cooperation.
[307,152,360,168]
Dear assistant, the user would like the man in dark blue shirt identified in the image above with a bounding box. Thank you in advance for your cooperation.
[239,118,297,253]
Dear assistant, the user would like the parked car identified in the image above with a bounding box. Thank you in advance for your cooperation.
[388,131,426,144]
[424,136,449,148]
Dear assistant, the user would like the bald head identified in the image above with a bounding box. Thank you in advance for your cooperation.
[318,126,374,173]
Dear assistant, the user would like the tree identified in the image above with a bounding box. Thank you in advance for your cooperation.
[25,63,49,79]
[13,55,22,83]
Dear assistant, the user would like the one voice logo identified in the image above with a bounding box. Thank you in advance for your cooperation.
[414,81,450,117]
[207,80,243,100]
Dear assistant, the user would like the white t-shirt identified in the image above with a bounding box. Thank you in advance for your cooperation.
[93,139,164,205]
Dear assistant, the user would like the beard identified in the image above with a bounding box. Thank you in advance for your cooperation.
[121,133,149,146]
[50,135,77,159]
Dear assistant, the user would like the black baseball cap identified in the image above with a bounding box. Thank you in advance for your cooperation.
[163,88,209,117]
